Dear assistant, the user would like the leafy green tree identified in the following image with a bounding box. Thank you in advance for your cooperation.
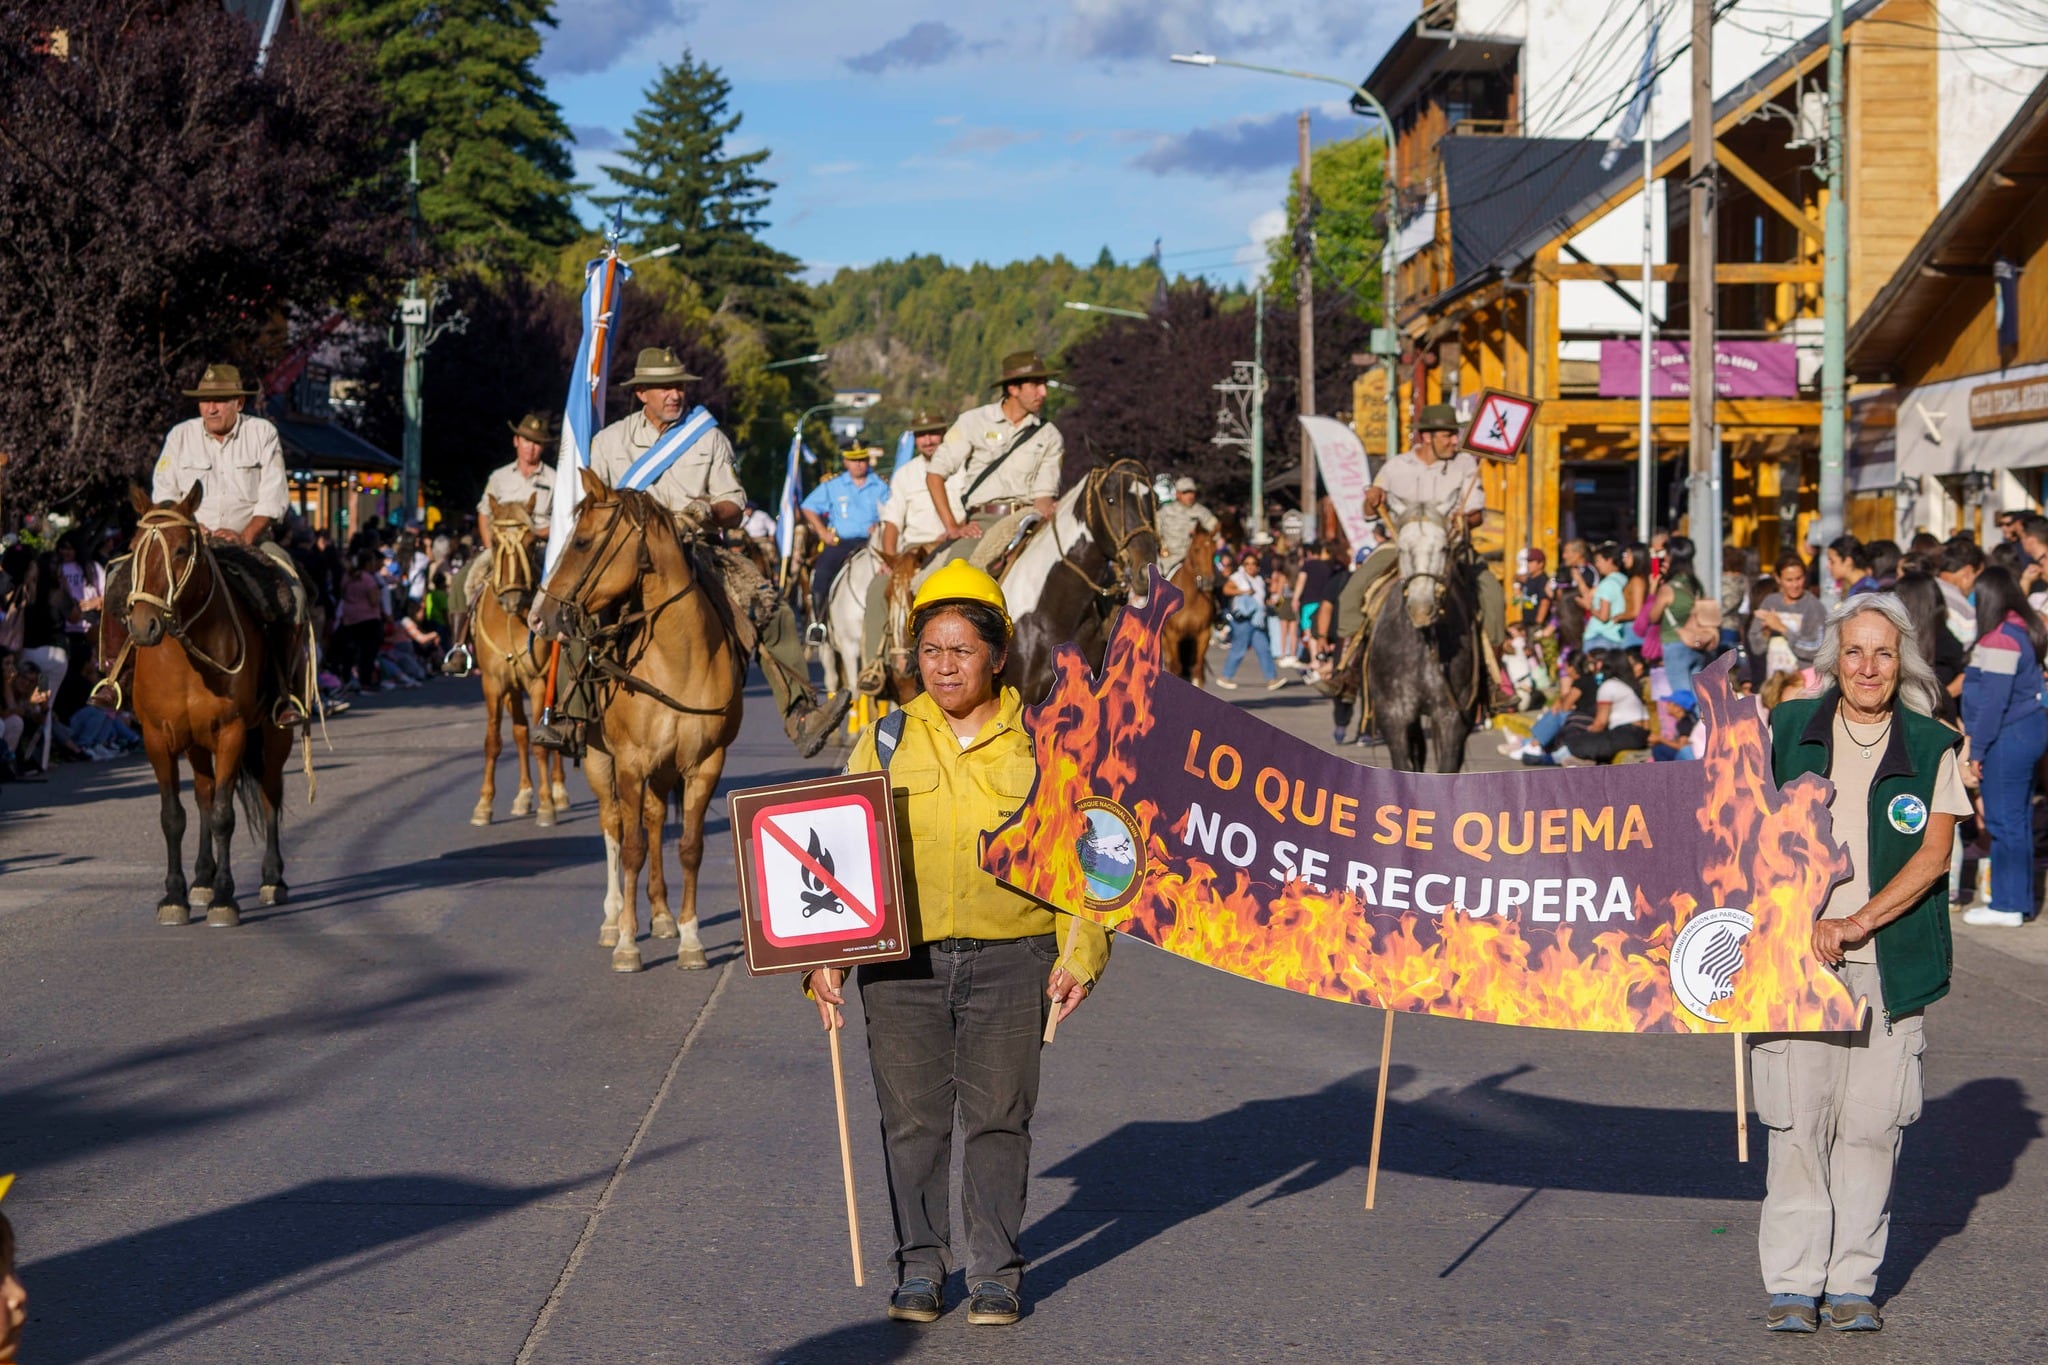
[309,0,579,268]
[1264,133,1387,319]
[594,53,807,342]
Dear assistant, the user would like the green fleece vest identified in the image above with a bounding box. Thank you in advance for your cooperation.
[1771,691,1958,1019]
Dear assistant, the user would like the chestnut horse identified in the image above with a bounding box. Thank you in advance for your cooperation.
[470,496,569,827]
[122,485,293,926]
[533,470,743,973]
[1160,522,1218,687]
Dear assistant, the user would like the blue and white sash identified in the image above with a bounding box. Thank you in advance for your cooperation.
[618,406,718,493]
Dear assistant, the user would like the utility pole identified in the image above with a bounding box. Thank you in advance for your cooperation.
[1296,111,1318,544]
[1212,284,1268,538]
[392,139,465,526]
[1815,0,1848,548]
[1637,0,1658,543]
[1687,0,1721,596]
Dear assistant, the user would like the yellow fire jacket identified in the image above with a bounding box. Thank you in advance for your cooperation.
[847,687,1111,986]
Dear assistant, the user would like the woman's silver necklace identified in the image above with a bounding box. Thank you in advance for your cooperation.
[1841,713,1892,758]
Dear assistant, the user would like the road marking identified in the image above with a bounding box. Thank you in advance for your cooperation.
[514,956,736,1363]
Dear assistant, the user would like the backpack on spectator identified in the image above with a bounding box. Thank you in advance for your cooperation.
[1679,599,1723,651]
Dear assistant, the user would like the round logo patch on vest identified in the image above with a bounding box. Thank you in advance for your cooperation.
[1887,793,1929,835]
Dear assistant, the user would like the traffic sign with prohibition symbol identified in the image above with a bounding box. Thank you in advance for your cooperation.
[1461,388,1540,462]
[730,770,910,975]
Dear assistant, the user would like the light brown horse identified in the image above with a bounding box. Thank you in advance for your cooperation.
[1160,522,1219,687]
[873,544,936,703]
[470,495,569,827]
[533,469,743,973]
[121,484,293,926]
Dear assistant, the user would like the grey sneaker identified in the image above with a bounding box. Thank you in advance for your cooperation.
[1766,1293,1819,1333]
[1824,1295,1882,1332]
[965,1280,1020,1326]
[887,1277,942,1323]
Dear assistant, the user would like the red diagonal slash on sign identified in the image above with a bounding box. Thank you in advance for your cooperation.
[760,814,881,929]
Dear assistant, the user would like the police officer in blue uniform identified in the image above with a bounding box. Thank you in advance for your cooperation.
[801,444,890,631]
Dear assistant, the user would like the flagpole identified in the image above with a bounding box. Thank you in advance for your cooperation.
[1637,0,1657,542]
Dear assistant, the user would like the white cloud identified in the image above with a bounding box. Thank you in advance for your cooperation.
[1237,207,1286,271]
[542,0,697,77]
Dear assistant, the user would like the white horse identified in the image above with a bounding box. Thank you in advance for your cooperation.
[819,543,881,700]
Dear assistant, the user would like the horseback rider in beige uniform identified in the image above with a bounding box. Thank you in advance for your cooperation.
[924,351,1063,572]
[446,412,556,675]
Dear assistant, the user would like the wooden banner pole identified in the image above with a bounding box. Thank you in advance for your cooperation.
[1734,1031,1750,1164]
[827,1019,865,1285]
[1366,1007,1395,1211]
[1043,949,1074,1044]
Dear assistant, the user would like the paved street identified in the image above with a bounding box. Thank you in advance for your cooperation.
[3,668,2046,1363]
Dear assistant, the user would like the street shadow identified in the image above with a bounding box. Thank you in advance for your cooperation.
[1012,1065,2038,1307]
[0,968,507,1179]
[20,1172,574,1364]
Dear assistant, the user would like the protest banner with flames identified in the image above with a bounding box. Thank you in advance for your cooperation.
[983,573,1861,1035]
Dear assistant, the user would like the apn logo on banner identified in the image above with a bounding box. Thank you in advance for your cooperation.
[731,771,910,975]
[1462,389,1539,462]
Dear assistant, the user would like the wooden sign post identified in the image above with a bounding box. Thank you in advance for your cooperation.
[730,771,912,1288]
[1366,1008,1395,1210]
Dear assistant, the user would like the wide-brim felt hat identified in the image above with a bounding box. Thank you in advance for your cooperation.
[183,363,258,399]
[508,411,557,444]
[990,349,1059,388]
[1415,402,1462,433]
[908,408,950,434]
[621,346,699,389]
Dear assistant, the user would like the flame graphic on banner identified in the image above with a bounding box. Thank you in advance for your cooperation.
[982,571,1857,1034]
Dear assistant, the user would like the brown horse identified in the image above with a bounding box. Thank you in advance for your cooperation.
[122,485,293,926]
[470,495,569,828]
[873,543,936,703]
[1160,522,1218,687]
[533,469,743,973]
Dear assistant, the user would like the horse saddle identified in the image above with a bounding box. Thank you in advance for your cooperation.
[971,513,1044,581]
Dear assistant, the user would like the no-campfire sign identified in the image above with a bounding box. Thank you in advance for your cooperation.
[730,770,909,975]
[1462,389,1540,462]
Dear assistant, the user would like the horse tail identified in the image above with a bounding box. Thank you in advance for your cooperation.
[236,737,269,833]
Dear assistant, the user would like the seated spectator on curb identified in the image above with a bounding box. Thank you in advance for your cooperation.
[1507,650,1604,765]
[1563,650,1651,764]
[1749,555,1826,674]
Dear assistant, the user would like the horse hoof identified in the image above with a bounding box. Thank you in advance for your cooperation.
[676,946,709,971]
[190,887,215,908]
[205,904,241,928]
[552,784,571,810]
[510,791,535,817]
[535,809,556,829]
[599,924,620,949]
[260,883,288,907]
[650,912,679,939]
[470,806,491,827]
[157,902,189,926]
[611,946,643,973]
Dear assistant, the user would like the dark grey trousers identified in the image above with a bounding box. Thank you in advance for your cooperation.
[857,935,1057,1290]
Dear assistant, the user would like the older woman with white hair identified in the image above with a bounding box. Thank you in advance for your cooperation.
[1752,593,1970,1334]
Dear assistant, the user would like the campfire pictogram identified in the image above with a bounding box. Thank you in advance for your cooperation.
[800,828,844,918]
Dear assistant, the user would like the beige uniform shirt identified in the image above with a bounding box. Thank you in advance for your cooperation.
[477,459,555,524]
[881,455,963,547]
[588,410,745,513]
[1156,499,1220,567]
[927,401,1063,507]
[1372,450,1484,520]
[152,414,290,535]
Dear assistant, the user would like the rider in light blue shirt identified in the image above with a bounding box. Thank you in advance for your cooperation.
[801,447,891,628]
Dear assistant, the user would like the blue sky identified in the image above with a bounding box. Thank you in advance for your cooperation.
[541,0,1408,283]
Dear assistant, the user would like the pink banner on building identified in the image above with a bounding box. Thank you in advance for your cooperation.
[1598,340,1799,398]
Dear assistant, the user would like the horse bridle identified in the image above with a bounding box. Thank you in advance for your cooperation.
[123,507,248,678]
[1054,459,1159,602]
[488,515,542,614]
[533,489,729,716]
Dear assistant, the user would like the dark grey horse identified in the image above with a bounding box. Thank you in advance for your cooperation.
[1364,504,1481,772]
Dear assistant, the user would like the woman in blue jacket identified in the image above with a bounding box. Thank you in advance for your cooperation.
[1960,566,2048,927]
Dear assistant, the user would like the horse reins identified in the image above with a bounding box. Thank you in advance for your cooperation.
[534,491,734,717]
[1051,459,1159,603]
[120,507,249,680]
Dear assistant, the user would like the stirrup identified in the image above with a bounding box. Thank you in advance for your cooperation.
[532,719,582,756]
[804,620,829,645]
[856,660,887,698]
[442,643,475,677]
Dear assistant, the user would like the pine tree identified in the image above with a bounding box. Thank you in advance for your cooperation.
[593,51,807,349]
[310,0,579,268]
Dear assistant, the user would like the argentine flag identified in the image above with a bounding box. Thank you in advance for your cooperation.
[544,252,631,580]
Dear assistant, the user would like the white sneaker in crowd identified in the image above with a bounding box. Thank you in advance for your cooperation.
[1214,677,1239,690]
[1962,906,2026,928]
[1266,676,1289,690]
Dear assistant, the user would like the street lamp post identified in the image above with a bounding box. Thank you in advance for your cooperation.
[1171,53,1401,466]
[766,352,830,370]
[1062,300,1171,330]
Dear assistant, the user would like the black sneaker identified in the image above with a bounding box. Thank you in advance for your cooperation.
[886,1277,942,1323]
[965,1280,1020,1326]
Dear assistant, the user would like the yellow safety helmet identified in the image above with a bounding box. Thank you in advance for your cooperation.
[911,560,1012,637]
